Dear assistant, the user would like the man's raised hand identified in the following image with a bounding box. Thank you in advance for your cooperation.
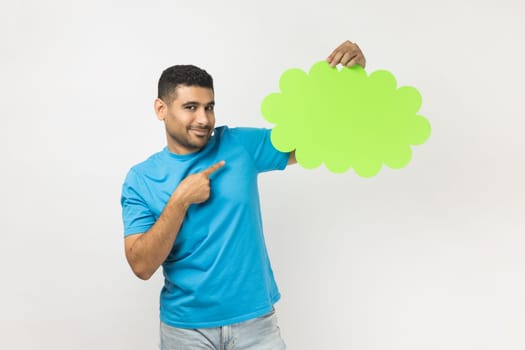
[326,40,366,68]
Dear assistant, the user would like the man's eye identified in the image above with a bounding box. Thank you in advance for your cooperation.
[206,105,214,111]
[186,105,196,110]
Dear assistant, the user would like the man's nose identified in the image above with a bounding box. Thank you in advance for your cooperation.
[195,107,209,125]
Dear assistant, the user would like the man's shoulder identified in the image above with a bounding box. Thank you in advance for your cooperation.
[218,125,270,141]
[219,125,269,133]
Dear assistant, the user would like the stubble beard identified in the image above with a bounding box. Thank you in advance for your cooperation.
[168,127,212,153]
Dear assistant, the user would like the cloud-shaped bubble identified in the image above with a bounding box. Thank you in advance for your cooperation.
[261,61,431,177]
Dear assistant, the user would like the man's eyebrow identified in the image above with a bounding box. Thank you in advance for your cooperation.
[181,100,215,106]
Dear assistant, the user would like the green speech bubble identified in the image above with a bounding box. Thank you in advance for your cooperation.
[261,61,431,177]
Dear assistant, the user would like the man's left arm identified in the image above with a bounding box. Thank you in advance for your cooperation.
[287,40,366,165]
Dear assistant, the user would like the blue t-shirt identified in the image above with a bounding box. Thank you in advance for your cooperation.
[121,126,289,328]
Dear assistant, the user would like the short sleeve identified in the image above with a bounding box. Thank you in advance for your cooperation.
[121,169,156,237]
[228,127,289,173]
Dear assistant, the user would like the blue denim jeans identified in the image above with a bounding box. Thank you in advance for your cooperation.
[159,309,286,350]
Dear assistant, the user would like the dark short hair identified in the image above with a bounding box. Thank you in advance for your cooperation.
[157,65,214,102]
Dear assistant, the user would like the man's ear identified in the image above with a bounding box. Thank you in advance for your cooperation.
[154,98,167,121]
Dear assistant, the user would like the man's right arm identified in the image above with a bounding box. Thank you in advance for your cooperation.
[124,160,225,280]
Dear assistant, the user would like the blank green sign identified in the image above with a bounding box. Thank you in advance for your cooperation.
[261,61,431,177]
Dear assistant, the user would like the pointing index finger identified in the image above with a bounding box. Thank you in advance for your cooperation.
[202,160,226,177]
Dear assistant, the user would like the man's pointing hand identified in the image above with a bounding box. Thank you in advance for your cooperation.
[176,161,226,206]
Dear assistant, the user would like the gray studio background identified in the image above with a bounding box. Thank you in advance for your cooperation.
[3,0,524,349]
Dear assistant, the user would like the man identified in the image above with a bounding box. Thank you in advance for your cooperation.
[121,40,365,349]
